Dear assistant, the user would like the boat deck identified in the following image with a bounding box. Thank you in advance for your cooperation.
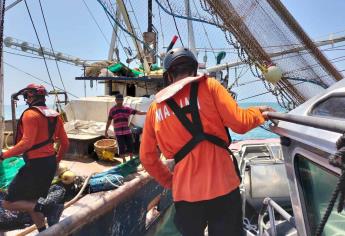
[3,155,142,236]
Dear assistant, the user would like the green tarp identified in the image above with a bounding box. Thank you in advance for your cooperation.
[108,63,143,77]
[0,157,25,191]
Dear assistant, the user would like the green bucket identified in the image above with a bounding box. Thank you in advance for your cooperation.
[0,156,25,191]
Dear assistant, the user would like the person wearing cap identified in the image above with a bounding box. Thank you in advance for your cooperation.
[0,84,69,232]
[105,93,146,162]
[140,48,275,236]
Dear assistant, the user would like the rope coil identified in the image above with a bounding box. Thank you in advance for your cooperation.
[315,133,345,236]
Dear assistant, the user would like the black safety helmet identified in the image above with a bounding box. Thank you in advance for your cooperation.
[163,48,198,78]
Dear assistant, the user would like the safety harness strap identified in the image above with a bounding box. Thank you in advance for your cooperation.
[16,107,58,154]
[166,82,231,164]
[166,81,241,179]
[27,116,57,152]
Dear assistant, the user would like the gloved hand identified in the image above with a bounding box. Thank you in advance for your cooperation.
[257,106,276,121]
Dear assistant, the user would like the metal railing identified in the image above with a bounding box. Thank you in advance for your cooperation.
[258,197,295,236]
[267,112,345,134]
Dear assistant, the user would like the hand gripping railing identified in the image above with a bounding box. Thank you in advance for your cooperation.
[258,197,295,236]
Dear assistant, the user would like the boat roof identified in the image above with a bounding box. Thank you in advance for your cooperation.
[273,79,345,154]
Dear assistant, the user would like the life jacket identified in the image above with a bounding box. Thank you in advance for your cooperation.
[156,75,241,178]
[15,106,60,156]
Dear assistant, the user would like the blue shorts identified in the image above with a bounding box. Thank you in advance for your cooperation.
[116,134,133,155]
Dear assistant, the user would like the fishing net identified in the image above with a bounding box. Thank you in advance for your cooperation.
[88,157,141,193]
[0,185,66,231]
[153,0,343,110]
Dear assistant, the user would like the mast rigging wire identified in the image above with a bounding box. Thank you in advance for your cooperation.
[166,0,184,47]
[96,0,155,55]
[237,80,321,102]
[128,0,143,38]
[4,62,79,98]
[191,0,216,58]
[157,2,165,49]
[38,0,67,93]
[104,4,128,59]
[23,0,57,92]
[154,0,221,27]
[117,0,145,65]
[81,0,110,45]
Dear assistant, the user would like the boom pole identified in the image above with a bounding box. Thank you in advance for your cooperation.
[0,0,5,148]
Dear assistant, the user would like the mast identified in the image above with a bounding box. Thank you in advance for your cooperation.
[0,0,5,148]
[105,8,121,95]
[116,0,150,74]
[148,0,152,32]
[108,9,120,62]
[143,0,157,65]
[184,0,197,56]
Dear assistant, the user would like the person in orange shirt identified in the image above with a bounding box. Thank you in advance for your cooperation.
[140,48,275,236]
[0,84,69,232]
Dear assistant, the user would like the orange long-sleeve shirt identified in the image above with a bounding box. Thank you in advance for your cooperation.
[3,109,69,162]
[140,76,265,202]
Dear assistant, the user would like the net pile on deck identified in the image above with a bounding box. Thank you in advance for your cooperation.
[88,157,141,193]
[0,158,83,230]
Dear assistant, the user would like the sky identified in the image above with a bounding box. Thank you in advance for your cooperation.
[3,0,345,107]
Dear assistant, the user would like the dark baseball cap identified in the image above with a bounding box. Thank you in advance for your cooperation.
[115,94,124,100]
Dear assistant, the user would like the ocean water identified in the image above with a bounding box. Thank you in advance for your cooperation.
[4,102,283,141]
[230,102,285,141]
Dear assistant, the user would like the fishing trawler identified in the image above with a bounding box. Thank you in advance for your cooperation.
[0,0,345,235]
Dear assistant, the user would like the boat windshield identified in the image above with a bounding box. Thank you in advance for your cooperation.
[310,96,345,120]
[296,155,345,235]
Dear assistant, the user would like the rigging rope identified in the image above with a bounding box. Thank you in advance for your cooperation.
[104,5,127,59]
[81,0,110,45]
[4,50,47,60]
[38,0,67,94]
[154,0,221,27]
[316,133,345,236]
[118,0,145,66]
[157,2,165,48]
[191,0,216,58]
[4,62,79,98]
[128,0,143,38]
[238,80,305,102]
[96,0,155,55]
[23,0,58,97]
[166,0,184,47]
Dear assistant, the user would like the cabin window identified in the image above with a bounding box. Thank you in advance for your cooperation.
[296,155,345,235]
[310,96,345,119]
